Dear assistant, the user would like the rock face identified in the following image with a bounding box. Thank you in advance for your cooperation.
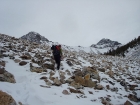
[0,91,17,105]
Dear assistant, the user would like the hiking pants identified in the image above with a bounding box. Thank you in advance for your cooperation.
[54,55,61,70]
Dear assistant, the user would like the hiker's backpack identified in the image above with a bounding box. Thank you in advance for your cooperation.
[51,45,60,56]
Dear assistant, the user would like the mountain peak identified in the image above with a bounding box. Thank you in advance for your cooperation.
[20,31,49,43]
[91,38,121,49]
[97,38,121,46]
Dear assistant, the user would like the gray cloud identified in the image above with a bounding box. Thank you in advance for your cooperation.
[0,0,140,47]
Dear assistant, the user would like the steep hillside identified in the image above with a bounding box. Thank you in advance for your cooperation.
[0,33,140,105]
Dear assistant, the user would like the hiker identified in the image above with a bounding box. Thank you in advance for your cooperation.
[51,45,62,70]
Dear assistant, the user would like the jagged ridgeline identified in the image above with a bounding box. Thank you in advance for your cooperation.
[0,33,140,105]
[104,36,140,58]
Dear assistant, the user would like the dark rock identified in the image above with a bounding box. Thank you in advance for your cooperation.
[66,60,73,66]
[0,68,5,74]
[40,76,47,80]
[19,61,28,66]
[124,100,133,105]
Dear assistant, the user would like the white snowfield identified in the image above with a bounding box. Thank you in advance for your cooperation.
[0,35,140,105]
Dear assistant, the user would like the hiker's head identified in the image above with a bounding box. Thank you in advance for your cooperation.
[58,45,61,47]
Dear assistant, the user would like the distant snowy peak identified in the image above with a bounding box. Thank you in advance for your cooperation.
[20,31,49,43]
[97,38,121,46]
[91,38,121,49]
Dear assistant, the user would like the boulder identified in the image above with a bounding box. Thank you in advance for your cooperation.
[0,91,17,105]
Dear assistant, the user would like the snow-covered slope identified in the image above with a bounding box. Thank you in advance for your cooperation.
[125,44,140,60]
[0,33,140,105]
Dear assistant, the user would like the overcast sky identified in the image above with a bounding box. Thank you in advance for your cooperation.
[0,0,140,47]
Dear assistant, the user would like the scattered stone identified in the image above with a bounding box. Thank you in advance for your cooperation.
[40,76,47,80]
[106,85,110,89]
[108,81,115,85]
[62,90,70,95]
[88,91,93,94]
[18,102,23,105]
[68,88,84,94]
[95,84,104,90]
[66,60,73,66]
[14,59,21,63]
[40,85,51,88]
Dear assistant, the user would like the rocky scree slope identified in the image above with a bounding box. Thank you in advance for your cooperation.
[0,34,140,105]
